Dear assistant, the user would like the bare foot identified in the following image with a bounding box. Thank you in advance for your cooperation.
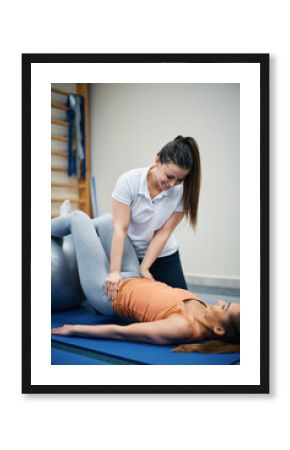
[60,199,72,216]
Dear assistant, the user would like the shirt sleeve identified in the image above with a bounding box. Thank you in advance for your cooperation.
[174,188,184,212]
[111,173,133,205]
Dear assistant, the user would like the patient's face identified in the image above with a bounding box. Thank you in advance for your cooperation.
[204,300,240,326]
[211,300,240,322]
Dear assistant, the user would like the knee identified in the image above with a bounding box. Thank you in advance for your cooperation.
[102,213,112,219]
[99,213,113,225]
[70,210,89,223]
[93,213,113,232]
[87,294,115,316]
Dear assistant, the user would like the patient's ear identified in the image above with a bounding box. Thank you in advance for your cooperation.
[213,326,225,337]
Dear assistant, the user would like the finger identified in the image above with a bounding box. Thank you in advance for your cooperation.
[111,288,116,301]
[106,284,113,293]
[109,288,116,299]
[52,328,61,335]
[104,282,109,296]
[116,281,122,289]
[112,287,117,296]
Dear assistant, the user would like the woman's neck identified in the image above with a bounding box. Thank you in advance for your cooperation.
[147,166,162,197]
[183,300,212,340]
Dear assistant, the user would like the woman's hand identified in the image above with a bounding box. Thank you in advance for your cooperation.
[51,324,75,336]
[140,266,155,280]
[104,272,123,300]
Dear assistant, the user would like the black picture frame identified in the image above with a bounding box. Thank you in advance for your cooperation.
[22,53,269,394]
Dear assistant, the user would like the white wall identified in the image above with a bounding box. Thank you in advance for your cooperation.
[90,83,240,284]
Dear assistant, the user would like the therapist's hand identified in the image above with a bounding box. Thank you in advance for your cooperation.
[140,266,155,281]
[104,272,123,300]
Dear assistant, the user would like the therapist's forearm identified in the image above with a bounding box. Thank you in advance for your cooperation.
[141,230,171,269]
[110,229,127,273]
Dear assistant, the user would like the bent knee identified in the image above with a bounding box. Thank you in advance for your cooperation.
[96,213,113,225]
[70,210,90,222]
[93,213,113,232]
[87,297,115,316]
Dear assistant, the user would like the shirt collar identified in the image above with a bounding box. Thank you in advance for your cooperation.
[138,166,170,199]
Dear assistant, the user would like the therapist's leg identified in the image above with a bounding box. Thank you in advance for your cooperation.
[144,251,188,289]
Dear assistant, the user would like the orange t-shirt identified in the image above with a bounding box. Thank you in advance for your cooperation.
[112,278,204,323]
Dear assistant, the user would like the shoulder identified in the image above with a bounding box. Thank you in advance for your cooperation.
[163,184,183,212]
[165,315,193,341]
[115,167,146,185]
[112,168,146,204]
[170,184,183,198]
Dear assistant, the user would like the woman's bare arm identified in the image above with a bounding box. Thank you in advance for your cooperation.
[140,212,184,277]
[52,316,191,345]
[104,200,131,299]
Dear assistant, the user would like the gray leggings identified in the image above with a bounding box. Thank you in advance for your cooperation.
[51,211,140,315]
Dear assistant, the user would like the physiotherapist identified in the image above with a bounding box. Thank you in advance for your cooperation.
[104,135,201,300]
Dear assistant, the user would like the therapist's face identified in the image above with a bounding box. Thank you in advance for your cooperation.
[154,160,189,190]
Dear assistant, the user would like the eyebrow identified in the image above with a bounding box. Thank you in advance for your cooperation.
[226,302,232,312]
[166,173,185,181]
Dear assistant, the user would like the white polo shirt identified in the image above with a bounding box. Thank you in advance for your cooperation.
[112,166,184,258]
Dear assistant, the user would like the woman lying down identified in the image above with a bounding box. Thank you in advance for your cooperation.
[51,208,240,354]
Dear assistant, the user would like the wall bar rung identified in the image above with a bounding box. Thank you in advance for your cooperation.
[51,118,68,127]
[51,166,67,173]
[51,88,70,96]
[52,197,85,204]
[51,101,68,111]
[51,181,85,189]
[51,150,68,157]
[51,134,69,142]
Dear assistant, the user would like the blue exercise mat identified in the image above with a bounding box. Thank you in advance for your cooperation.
[52,347,112,365]
[51,304,240,365]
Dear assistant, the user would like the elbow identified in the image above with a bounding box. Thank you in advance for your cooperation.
[114,225,129,236]
[150,333,172,345]
[154,227,171,241]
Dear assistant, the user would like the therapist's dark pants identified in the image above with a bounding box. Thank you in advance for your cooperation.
[139,251,188,290]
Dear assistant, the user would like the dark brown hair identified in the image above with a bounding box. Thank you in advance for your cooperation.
[172,312,240,354]
[157,136,201,229]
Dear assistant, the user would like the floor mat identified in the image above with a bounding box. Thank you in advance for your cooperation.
[51,304,240,365]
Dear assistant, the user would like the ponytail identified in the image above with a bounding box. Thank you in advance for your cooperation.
[181,136,201,229]
[157,135,201,229]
